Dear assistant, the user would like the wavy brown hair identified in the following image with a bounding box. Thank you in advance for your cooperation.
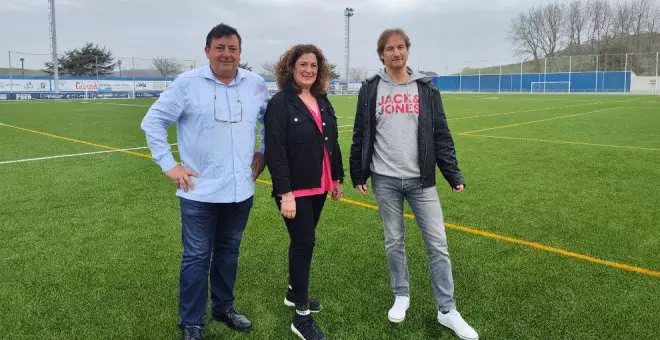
[275,44,329,95]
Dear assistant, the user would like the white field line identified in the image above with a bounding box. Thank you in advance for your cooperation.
[338,99,623,122]
[459,107,620,135]
[0,143,177,165]
[0,101,67,104]
[87,102,150,107]
[447,97,644,121]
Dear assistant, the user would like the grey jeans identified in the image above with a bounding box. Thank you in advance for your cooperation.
[371,173,456,311]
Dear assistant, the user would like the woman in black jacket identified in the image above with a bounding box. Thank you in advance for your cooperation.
[264,44,344,340]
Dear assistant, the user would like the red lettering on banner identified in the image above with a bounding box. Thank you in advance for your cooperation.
[74,81,98,90]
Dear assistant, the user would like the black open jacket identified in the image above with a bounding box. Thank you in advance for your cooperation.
[349,75,464,189]
[265,84,344,196]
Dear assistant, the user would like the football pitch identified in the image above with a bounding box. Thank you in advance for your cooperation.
[1,94,659,339]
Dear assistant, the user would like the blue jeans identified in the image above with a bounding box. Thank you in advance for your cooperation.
[178,196,253,328]
[371,173,456,310]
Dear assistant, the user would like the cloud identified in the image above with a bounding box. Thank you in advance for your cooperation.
[0,0,541,76]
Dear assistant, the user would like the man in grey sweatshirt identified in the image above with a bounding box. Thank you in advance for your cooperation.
[349,28,478,340]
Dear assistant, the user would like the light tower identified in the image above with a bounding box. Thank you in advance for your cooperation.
[49,0,59,93]
[344,7,354,89]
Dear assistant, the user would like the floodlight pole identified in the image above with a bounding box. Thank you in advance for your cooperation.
[49,0,59,93]
[568,56,572,93]
[344,7,354,92]
[498,64,502,93]
[520,60,523,92]
[655,52,658,96]
[595,54,599,93]
[543,58,547,93]
[8,51,13,95]
[624,53,628,94]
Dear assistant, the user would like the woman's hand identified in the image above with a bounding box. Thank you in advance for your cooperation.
[280,193,296,219]
[331,184,343,200]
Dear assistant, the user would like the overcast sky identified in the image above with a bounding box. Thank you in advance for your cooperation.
[2,0,553,75]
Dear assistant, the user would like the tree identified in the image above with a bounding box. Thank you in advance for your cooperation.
[117,59,123,77]
[537,3,565,58]
[586,0,611,52]
[44,42,115,76]
[348,67,368,81]
[598,41,632,71]
[507,0,660,74]
[612,1,634,38]
[419,70,438,77]
[644,6,660,51]
[509,9,543,72]
[566,0,588,54]
[261,62,276,75]
[239,62,252,71]
[328,64,341,80]
[629,0,654,52]
[152,57,183,78]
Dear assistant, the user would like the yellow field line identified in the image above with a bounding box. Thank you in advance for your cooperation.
[460,107,619,135]
[461,134,660,152]
[0,123,152,159]
[6,123,659,278]
[255,179,659,277]
[443,223,660,277]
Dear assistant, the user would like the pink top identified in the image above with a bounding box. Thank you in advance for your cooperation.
[292,102,338,198]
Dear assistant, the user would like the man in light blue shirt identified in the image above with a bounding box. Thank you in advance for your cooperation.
[141,23,268,340]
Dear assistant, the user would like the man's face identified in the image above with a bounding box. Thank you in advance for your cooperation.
[205,35,241,78]
[380,34,408,71]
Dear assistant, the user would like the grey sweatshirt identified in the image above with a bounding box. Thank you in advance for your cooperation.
[370,67,427,179]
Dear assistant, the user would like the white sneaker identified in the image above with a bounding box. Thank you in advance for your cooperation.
[437,309,479,340]
[387,296,410,323]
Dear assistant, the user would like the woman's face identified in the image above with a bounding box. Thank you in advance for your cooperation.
[293,52,318,90]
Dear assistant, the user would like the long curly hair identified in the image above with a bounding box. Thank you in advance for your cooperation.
[275,44,329,95]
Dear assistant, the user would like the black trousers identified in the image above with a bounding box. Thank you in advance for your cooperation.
[276,193,327,309]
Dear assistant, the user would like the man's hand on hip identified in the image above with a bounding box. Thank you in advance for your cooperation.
[164,165,200,193]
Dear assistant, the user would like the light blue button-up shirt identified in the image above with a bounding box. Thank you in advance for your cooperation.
[141,66,268,203]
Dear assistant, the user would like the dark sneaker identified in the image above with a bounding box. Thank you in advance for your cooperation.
[182,326,203,340]
[285,288,323,312]
[212,307,253,332]
[291,314,326,340]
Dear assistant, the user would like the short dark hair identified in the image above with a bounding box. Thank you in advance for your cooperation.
[275,44,329,96]
[376,28,411,64]
[206,23,242,50]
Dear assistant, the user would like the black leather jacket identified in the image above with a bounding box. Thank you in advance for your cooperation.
[349,75,464,189]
